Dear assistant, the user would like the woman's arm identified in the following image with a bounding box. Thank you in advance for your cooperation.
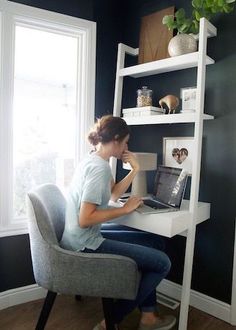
[79,196,142,228]
[110,151,140,201]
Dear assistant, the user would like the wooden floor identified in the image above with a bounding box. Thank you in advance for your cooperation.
[0,295,235,330]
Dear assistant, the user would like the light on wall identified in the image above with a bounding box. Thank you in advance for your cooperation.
[123,152,157,197]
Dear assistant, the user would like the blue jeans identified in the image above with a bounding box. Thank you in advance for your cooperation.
[83,225,171,324]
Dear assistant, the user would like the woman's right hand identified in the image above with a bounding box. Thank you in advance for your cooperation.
[123,196,143,214]
[122,151,140,172]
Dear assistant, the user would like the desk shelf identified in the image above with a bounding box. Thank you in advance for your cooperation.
[119,52,214,78]
[113,200,210,238]
[123,113,214,126]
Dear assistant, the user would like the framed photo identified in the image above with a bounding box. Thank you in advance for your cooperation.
[180,87,197,112]
[163,137,194,174]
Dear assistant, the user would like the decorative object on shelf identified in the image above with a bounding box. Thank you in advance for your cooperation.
[123,106,164,118]
[163,137,194,175]
[123,152,157,196]
[159,94,179,114]
[162,1,235,57]
[168,34,197,57]
[180,87,197,113]
[137,86,153,107]
[138,6,174,64]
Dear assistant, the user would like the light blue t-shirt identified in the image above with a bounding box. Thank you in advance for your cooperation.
[60,153,113,251]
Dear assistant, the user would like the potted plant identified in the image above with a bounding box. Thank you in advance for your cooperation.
[162,0,235,57]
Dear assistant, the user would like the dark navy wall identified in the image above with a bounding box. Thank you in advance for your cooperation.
[1,0,236,306]
[9,0,94,20]
[93,0,123,117]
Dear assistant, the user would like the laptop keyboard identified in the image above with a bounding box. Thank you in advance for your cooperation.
[143,199,169,209]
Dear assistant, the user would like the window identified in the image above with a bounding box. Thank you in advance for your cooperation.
[0,1,96,236]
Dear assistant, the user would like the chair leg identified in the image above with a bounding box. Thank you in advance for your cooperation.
[36,290,57,330]
[102,297,116,330]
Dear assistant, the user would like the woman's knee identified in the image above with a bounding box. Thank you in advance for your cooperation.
[155,251,171,276]
[163,253,171,275]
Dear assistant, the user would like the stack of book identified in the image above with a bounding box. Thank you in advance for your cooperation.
[122,106,164,117]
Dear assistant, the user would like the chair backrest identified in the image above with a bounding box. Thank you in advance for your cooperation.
[27,183,65,245]
[27,184,66,288]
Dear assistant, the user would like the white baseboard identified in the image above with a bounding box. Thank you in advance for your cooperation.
[0,284,46,311]
[0,280,232,325]
[158,279,231,323]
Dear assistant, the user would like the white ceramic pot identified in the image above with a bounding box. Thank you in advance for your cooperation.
[168,33,198,57]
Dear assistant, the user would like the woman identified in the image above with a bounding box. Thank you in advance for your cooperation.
[60,115,176,330]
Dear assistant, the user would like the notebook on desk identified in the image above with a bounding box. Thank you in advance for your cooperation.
[136,165,188,214]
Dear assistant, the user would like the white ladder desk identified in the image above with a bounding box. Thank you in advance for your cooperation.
[111,17,217,330]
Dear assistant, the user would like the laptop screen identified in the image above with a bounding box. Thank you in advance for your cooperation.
[153,166,188,208]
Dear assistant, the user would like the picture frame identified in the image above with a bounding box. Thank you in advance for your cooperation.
[163,137,194,175]
[180,87,197,112]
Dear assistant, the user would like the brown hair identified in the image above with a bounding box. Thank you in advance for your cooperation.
[88,115,130,146]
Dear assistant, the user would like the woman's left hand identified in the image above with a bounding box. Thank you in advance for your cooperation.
[122,151,140,172]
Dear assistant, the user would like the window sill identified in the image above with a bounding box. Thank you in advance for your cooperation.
[0,223,29,238]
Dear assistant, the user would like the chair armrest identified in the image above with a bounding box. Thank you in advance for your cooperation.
[49,244,140,300]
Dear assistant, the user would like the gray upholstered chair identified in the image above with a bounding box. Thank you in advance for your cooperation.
[27,183,140,330]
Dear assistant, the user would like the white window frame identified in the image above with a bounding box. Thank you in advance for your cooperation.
[0,0,96,237]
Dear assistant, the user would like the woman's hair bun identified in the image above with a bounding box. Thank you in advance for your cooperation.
[87,131,101,146]
[87,115,130,146]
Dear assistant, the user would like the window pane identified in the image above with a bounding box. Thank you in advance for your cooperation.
[13,26,78,220]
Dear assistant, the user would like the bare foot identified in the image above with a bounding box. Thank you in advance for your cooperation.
[140,312,159,326]
[100,320,106,329]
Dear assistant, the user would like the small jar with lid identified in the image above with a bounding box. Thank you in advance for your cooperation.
[137,86,153,107]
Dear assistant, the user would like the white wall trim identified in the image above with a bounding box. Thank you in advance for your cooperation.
[0,280,232,325]
[158,279,231,324]
[0,284,46,311]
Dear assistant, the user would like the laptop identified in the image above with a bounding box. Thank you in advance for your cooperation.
[136,165,188,214]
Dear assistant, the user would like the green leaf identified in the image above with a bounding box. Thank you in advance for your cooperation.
[180,23,190,33]
[192,0,202,8]
[223,3,233,11]
[211,6,218,12]
[162,15,173,24]
[205,10,213,19]
[162,15,176,30]
[175,8,186,19]
[194,10,202,20]
[193,20,200,31]
[226,0,235,3]
[224,3,235,12]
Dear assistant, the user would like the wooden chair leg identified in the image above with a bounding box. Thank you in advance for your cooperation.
[36,290,57,330]
[102,297,116,330]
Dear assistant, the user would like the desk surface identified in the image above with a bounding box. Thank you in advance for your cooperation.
[111,200,210,238]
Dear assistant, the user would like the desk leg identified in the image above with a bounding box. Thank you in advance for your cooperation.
[178,224,197,330]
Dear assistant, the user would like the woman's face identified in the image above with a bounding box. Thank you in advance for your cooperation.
[113,134,129,159]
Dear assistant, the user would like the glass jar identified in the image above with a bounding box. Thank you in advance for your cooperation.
[137,86,153,107]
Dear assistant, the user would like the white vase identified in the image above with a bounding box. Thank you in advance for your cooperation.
[168,33,198,57]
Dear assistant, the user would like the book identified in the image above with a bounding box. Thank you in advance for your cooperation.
[122,106,164,117]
